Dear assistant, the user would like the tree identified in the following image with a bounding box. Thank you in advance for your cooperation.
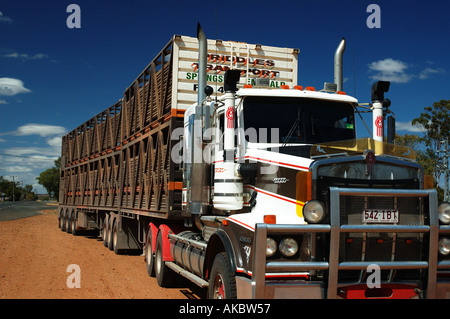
[412,99,450,185]
[0,176,22,201]
[37,158,60,200]
[394,134,434,176]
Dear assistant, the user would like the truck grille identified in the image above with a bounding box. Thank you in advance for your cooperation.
[317,177,430,283]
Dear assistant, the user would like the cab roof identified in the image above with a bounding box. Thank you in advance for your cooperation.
[235,87,358,104]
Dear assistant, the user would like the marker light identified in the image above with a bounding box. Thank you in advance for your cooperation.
[264,215,277,224]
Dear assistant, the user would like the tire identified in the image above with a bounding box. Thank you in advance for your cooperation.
[60,211,66,231]
[112,219,122,255]
[208,252,237,299]
[145,228,155,277]
[103,215,110,247]
[58,209,62,229]
[71,211,78,236]
[65,211,71,233]
[155,232,175,287]
[107,216,115,251]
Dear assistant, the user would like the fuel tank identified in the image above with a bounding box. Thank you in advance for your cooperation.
[170,231,207,278]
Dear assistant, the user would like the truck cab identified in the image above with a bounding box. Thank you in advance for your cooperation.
[181,75,450,298]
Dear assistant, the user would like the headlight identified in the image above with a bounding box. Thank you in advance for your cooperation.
[266,237,277,257]
[438,237,450,256]
[279,238,298,257]
[438,202,450,224]
[303,200,325,223]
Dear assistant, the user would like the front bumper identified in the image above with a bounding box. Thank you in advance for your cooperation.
[242,187,450,299]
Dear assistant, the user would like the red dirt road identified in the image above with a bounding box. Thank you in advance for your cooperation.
[0,207,200,299]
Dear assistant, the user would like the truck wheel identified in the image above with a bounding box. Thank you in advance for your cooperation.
[108,216,115,251]
[103,215,110,247]
[71,211,78,236]
[112,219,123,255]
[65,211,71,234]
[60,211,66,231]
[58,209,63,229]
[208,252,237,299]
[155,232,175,287]
[145,228,155,277]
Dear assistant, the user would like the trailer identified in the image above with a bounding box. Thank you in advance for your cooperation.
[58,25,450,299]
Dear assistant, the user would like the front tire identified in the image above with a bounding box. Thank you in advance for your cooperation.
[208,252,236,299]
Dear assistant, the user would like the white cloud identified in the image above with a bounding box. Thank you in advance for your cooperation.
[4,147,56,157]
[0,151,58,194]
[418,67,445,79]
[368,58,412,83]
[14,123,67,137]
[0,78,31,96]
[0,11,13,23]
[0,99,8,104]
[46,136,62,148]
[368,58,445,84]
[2,52,49,61]
[2,166,33,173]
[396,121,426,133]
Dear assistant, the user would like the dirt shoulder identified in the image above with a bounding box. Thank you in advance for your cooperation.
[0,206,198,299]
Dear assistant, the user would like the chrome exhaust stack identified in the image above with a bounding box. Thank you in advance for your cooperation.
[334,38,345,92]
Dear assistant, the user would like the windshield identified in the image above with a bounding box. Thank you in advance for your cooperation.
[243,97,356,145]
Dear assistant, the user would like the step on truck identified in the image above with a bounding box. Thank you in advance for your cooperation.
[58,24,450,299]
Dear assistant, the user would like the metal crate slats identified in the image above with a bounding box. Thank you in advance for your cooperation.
[60,38,182,219]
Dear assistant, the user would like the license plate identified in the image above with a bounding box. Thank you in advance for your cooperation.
[363,209,399,223]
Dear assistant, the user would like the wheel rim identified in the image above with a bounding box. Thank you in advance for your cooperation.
[212,274,225,299]
[146,240,152,266]
[155,247,162,275]
[71,216,76,233]
[113,225,117,248]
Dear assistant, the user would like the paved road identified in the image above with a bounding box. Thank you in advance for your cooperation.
[0,201,53,221]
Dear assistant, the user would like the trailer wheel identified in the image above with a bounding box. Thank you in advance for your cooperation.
[60,210,66,231]
[112,219,123,255]
[71,211,78,236]
[65,210,71,234]
[103,215,110,247]
[155,232,175,287]
[208,252,237,299]
[58,208,63,229]
[145,228,155,277]
[107,216,115,251]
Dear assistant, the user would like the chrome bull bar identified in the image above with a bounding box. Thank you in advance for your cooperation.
[252,187,445,299]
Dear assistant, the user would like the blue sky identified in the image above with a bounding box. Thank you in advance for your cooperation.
[0,0,449,194]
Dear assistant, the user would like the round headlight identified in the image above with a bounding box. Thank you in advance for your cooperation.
[266,237,277,257]
[438,237,450,256]
[303,200,325,223]
[279,238,298,257]
[438,202,450,224]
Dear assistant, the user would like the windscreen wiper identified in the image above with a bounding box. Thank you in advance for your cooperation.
[282,118,300,147]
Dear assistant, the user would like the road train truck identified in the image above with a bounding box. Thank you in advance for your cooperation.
[58,25,450,299]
